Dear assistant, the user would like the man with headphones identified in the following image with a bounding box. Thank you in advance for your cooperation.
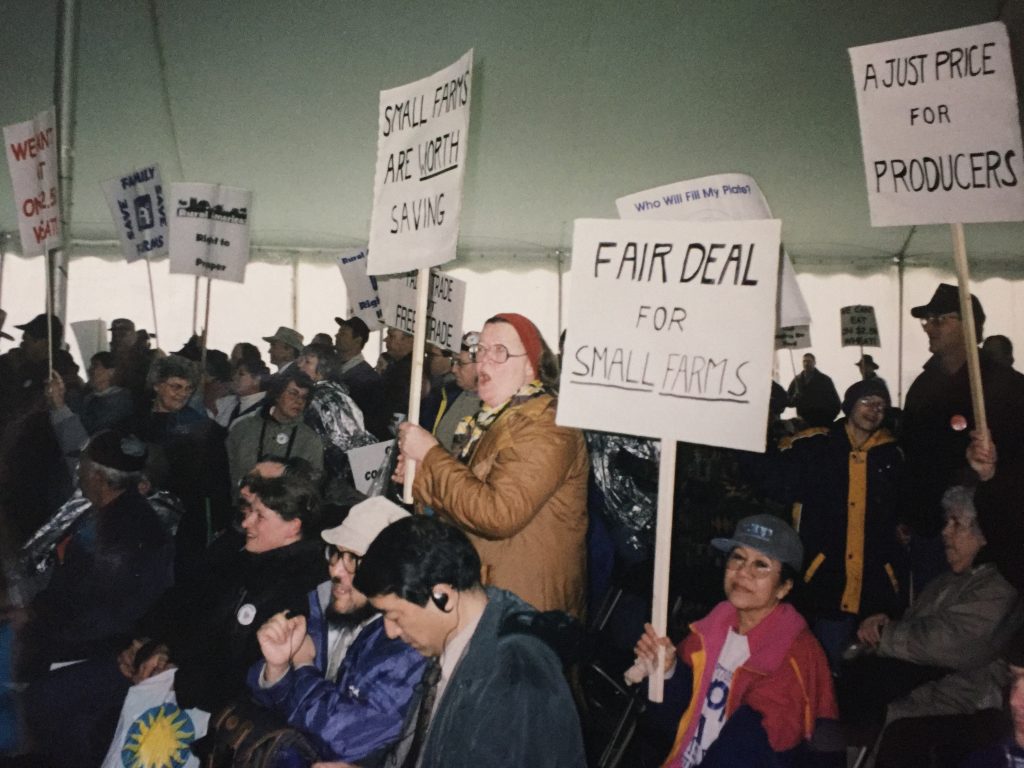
[247,496,427,765]
[354,516,586,768]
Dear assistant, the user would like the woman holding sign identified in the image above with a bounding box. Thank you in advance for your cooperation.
[632,515,837,766]
[393,313,588,618]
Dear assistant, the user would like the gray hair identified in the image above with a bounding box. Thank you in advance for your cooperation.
[147,354,200,390]
[941,485,981,533]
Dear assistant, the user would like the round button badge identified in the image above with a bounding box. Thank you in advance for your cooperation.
[237,603,257,626]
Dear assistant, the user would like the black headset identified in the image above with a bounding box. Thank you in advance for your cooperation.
[431,591,451,612]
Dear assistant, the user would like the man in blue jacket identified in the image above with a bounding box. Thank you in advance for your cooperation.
[248,496,426,765]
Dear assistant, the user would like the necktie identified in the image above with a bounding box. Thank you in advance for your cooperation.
[228,400,242,424]
[402,657,442,768]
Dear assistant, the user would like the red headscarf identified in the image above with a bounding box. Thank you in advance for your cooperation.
[493,313,543,375]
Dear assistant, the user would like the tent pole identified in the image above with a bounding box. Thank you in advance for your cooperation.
[291,254,299,329]
[52,0,79,327]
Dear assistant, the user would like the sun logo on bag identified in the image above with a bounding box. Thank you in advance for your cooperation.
[120,703,196,768]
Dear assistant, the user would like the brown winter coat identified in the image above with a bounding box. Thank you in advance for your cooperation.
[413,394,588,618]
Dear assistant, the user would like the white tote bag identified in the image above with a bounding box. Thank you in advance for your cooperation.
[100,668,210,768]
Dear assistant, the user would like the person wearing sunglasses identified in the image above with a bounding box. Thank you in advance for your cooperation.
[393,313,588,619]
[247,496,426,765]
[632,514,836,766]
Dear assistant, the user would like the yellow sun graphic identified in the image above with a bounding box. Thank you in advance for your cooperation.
[121,703,196,768]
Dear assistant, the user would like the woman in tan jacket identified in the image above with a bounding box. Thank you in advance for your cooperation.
[394,313,588,618]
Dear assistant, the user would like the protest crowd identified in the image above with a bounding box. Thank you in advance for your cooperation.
[0,285,1023,768]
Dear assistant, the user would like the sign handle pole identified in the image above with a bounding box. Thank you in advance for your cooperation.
[145,255,160,348]
[200,277,212,377]
[648,437,677,703]
[950,223,987,433]
[788,348,796,380]
[191,275,200,336]
[45,247,54,376]
[402,267,431,504]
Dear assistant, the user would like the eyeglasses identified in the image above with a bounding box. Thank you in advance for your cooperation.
[470,343,528,364]
[856,397,887,412]
[325,545,362,573]
[724,551,779,579]
[920,313,960,327]
[452,357,475,368]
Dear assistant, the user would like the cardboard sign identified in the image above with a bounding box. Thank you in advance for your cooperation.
[101,165,168,263]
[367,50,473,276]
[775,325,811,350]
[168,183,252,283]
[70,319,109,366]
[336,248,384,326]
[558,218,782,452]
[377,269,466,352]
[840,305,880,347]
[3,107,62,256]
[849,22,1024,226]
[616,173,810,328]
[347,440,395,495]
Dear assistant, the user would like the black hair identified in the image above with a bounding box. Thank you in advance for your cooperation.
[354,516,481,606]
[301,343,344,381]
[235,357,270,380]
[241,471,320,536]
[90,351,115,369]
[265,367,315,404]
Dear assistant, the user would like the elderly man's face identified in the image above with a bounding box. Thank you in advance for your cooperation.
[452,351,478,392]
[942,509,986,574]
[268,340,297,367]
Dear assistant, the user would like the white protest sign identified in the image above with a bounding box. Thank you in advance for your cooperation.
[616,173,810,328]
[101,165,168,263]
[850,22,1024,226]
[367,50,473,276]
[3,107,61,256]
[840,305,880,347]
[347,440,395,495]
[336,248,384,326]
[169,183,252,283]
[377,269,466,352]
[775,325,811,350]
[70,319,108,366]
[558,218,781,452]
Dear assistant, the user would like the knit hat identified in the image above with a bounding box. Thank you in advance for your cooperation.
[842,379,891,416]
[493,313,543,374]
[83,429,148,473]
[711,514,804,572]
[321,496,410,556]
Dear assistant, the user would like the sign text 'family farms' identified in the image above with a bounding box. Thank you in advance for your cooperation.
[102,165,168,263]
